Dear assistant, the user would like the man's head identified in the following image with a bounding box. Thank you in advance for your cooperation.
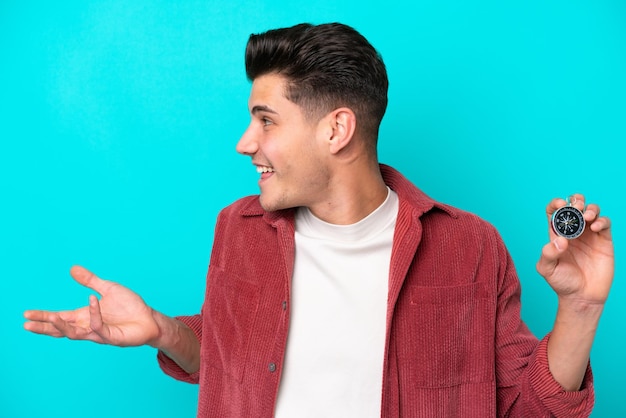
[244,23,389,152]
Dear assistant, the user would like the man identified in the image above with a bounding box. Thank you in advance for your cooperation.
[24,23,614,417]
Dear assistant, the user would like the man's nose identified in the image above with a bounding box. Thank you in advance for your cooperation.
[236,124,258,156]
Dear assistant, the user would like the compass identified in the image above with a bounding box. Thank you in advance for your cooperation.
[551,205,585,239]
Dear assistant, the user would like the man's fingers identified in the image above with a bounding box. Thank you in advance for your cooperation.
[24,308,83,325]
[23,309,75,337]
[88,295,106,338]
[23,312,84,339]
[583,203,600,222]
[51,311,106,342]
[24,309,52,322]
[23,320,65,338]
[590,216,612,234]
[69,265,111,295]
[546,194,586,218]
[582,203,613,234]
[546,197,567,218]
[568,194,586,212]
[536,236,568,278]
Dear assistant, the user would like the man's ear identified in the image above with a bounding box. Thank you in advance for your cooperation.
[326,108,356,155]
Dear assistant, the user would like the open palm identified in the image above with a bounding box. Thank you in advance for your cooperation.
[24,266,160,347]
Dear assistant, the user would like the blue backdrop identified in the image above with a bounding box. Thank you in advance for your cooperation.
[2,1,624,417]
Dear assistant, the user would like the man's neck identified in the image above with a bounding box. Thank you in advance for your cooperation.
[306,163,388,225]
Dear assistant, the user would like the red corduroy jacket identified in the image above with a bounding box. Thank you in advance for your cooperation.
[158,164,593,417]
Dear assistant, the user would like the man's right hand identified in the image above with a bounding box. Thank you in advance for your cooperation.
[23,265,160,347]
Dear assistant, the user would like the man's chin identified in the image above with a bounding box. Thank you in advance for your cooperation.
[259,194,293,213]
[259,195,279,212]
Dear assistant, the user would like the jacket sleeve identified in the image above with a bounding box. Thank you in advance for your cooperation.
[494,232,594,417]
[156,314,203,384]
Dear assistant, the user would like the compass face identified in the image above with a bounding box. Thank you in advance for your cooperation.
[551,206,585,239]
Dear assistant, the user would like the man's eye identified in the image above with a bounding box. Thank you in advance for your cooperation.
[262,118,273,126]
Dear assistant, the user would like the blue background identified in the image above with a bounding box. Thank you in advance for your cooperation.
[2,1,624,417]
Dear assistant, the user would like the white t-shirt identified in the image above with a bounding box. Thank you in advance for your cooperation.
[275,188,399,418]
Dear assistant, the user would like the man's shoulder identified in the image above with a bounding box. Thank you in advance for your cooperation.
[424,199,500,235]
[382,164,497,234]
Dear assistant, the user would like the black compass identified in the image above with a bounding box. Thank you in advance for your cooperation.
[551,205,585,239]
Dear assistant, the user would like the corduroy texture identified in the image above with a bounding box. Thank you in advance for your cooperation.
[158,164,593,417]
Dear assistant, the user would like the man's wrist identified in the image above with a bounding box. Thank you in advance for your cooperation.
[556,296,605,320]
[147,309,179,350]
[148,310,201,374]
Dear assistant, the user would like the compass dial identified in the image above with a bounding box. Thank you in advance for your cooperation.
[551,206,585,239]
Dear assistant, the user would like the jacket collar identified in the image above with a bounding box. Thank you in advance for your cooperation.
[379,164,458,219]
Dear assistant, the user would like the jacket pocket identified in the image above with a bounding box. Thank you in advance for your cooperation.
[203,266,261,382]
[395,282,494,388]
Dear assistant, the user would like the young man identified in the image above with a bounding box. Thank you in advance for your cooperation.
[24,23,614,417]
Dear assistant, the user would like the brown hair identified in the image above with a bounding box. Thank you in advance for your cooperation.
[245,23,388,149]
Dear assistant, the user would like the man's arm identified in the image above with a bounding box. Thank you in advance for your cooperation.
[536,194,614,391]
[150,310,200,374]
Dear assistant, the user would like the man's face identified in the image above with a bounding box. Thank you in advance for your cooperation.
[236,73,331,212]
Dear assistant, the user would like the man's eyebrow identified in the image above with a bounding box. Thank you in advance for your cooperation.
[251,105,278,115]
